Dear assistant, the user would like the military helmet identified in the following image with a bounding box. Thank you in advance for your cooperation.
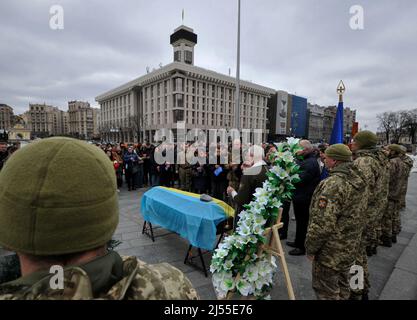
[0,137,119,256]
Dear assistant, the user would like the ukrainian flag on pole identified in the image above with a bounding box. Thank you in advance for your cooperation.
[329,81,346,145]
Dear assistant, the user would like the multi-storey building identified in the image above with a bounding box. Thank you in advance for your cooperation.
[96,25,275,143]
[68,101,98,140]
[24,103,69,137]
[25,104,67,137]
[0,104,14,131]
[307,103,325,143]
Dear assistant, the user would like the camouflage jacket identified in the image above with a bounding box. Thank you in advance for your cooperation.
[400,154,414,176]
[353,148,384,215]
[0,251,199,300]
[306,162,368,271]
[388,156,407,201]
[375,149,390,201]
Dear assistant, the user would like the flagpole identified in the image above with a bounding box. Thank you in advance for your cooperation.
[235,0,241,130]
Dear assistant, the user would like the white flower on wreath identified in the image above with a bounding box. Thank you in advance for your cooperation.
[270,165,289,180]
[281,151,295,163]
[286,137,300,146]
[236,279,253,296]
[254,187,269,199]
[270,197,282,209]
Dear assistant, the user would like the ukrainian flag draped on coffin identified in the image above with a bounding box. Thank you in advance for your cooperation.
[141,187,234,250]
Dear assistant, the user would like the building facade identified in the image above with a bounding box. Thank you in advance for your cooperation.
[96,25,275,143]
[68,101,97,140]
[0,104,14,131]
[307,103,325,143]
[25,104,68,138]
[322,105,356,143]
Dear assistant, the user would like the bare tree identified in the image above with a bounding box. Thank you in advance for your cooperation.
[377,112,395,144]
[391,111,409,143]
[403,109,417,144]
[129,114,143,143]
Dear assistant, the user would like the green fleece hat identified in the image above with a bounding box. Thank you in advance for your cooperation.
[325,144,352,162]
[0,137,119,256]
[388,144,405,154]
[353,130,378,149]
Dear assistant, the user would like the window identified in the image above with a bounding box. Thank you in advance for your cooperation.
[173,110,184,122]
[174,50,181,62]
[185,51,192,64]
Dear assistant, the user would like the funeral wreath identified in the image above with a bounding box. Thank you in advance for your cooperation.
[210,137,303,299]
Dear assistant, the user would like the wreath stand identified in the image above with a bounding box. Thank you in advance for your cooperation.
[225,209,296,300]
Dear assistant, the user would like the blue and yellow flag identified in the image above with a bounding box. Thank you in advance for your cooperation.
[141,187,234,250]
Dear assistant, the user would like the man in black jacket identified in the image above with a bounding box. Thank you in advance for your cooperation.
[287,140,321,256]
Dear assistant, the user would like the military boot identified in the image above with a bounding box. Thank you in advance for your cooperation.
[366,246,373,257]
[392,235,397,244]
[381,236,392,247]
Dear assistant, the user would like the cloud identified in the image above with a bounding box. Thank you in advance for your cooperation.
[0,0,416,132]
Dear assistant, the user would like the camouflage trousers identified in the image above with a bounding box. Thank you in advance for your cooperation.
[179,167,192,192]
[392,201,402,236]
[382,200,399,238]
[375,200,388,246]
[364,206,380,248]
[350,242,370,299]
[400,182,407,209]
[312,261,350,300]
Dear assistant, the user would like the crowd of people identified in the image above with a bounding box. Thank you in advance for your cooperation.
[0,132,414,300]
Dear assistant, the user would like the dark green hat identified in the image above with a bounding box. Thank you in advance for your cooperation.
[325,144,352,162]
[353,130,378,149]
[388,144,405,154]
[0,137,119,256]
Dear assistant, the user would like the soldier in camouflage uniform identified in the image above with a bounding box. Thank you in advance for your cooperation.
[351,131,384,257]
[306,144,368,300]
[399,146,414,209]
[178,145,193,192]
[381,145,408,247]
[374,147,390,248]
[0,137,198,300]
[350,130,382,300]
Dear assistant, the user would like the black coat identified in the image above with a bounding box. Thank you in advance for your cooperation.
[293,152,321,203]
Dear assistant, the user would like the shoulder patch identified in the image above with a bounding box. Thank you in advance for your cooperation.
[318,196,328,209]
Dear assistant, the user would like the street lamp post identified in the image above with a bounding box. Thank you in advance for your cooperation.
[234,0,241,130]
